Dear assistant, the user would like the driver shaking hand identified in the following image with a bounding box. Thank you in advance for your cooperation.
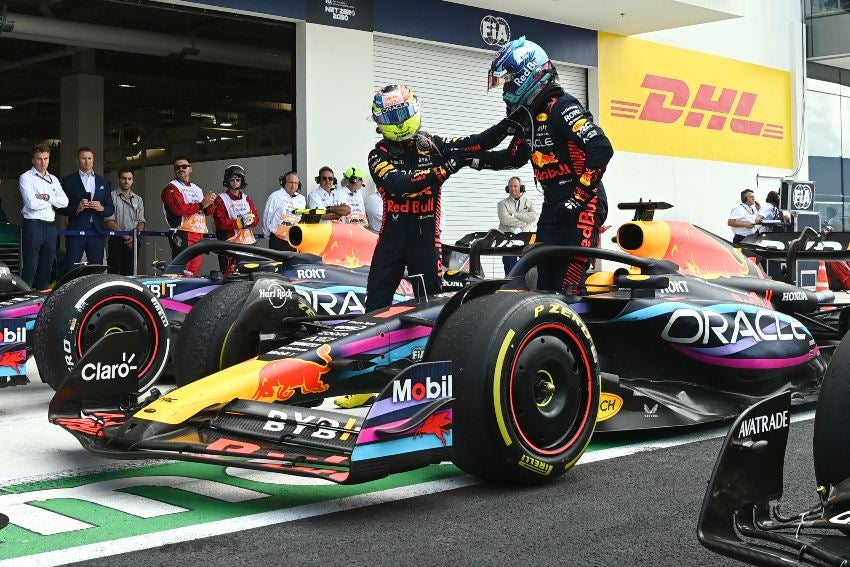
[463,36,614,294]
[365,83,519,313]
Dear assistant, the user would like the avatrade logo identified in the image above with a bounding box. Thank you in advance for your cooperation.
[610,74,784,140]
[392,374,452,403]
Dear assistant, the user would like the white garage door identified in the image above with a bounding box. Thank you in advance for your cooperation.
[373,35,588,277]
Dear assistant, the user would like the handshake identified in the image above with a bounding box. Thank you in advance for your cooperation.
[443,149,481,175]
[236,212,256,229]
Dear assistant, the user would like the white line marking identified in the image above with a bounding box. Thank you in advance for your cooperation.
[0,410,816,566]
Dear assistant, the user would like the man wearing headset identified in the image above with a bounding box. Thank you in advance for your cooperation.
[334,167,369,224]
[306,166,351,223]
[497,176,538,275]
[212,164,259,275]
[263,171,306,251]
[727,188,761,244]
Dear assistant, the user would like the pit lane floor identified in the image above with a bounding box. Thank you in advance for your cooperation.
[0,359,819,567]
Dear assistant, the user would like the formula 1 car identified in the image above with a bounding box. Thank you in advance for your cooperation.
[28,222,529,391]
[48,201,850,486]
[697,335,850,566]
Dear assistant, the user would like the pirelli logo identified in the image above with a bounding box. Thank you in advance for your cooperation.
[517,454,553,476]
[610,74,783,140]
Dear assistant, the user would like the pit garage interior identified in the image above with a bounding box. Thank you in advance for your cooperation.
[0,0,295,271]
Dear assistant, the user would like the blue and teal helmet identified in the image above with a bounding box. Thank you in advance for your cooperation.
[488,36,557,112]
[372,84,422,142]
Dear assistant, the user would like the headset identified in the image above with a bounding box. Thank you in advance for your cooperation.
[279,171,302,191]
[505,176,526,194]
[315,167,338,186]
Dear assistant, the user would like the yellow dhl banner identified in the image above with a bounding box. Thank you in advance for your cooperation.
[598,32,792,169]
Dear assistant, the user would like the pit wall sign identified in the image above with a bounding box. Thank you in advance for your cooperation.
[598,33,792,169]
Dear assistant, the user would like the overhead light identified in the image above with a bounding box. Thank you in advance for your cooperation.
[118,83,135,88]
[0,105,12,110]
[219,121,233,127]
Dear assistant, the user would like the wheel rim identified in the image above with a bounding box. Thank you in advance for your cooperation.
[77,295,160,380]
[509,323,593,456]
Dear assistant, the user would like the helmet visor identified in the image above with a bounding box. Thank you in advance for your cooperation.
[487,70,511,91]
[373,99,419,126]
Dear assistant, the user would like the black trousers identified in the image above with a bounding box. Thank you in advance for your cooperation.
[365,237,440,312]
[107,236,135,276]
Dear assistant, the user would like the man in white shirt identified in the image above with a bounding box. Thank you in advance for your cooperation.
[19,145,70,289]
[365,191,383,232]
[727,189,761,244]
[333,167,368,224]
[306,166,350,222]
[497,176,538,275]
[263,171,307,251]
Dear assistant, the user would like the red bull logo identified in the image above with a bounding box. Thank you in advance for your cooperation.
[253,344,332,401]
[531,151,558,167]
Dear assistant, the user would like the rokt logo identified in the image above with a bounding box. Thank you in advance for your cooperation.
[82,352,138,381]
[480,15,510,46]
[610,74,784,140]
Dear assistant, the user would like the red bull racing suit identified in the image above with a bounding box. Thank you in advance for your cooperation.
[475,85,614,293]
[366,126,508,311]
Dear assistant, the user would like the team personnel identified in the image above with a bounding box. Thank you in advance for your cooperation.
[364,83,514,312]
[263,171,306,251]
[307,166,351,222]
[161,156,216,276]
[471,37,614,293]
[334,167,368,224]
[212,165,259,274]
[105,168,145,276]
[19,145,69,289]
[728,189,761,243]
[497,176,538,275]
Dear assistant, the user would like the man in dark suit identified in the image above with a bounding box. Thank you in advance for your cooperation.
[60,147,114,274]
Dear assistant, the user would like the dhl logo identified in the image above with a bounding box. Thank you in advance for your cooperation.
[610,74,783,140]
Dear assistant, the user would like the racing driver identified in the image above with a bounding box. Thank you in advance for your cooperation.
[473,36,614,293]
[364,83,512,312]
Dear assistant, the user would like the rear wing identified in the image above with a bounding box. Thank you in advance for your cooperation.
[443,230,534,277]
[739,227,850,284]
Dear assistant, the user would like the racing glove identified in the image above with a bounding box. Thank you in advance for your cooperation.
[443,150,480,175]
[236,212,256,229]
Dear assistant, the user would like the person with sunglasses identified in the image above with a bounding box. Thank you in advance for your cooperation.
[18,144,69,289]
[306,166,351,223]
[161,156,217,276]
[333,167,368,224]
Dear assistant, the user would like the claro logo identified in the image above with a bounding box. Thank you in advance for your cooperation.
[610,74,784,140]
[81,352,138,381]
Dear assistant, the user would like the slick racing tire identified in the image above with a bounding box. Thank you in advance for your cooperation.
[174,281,312,387]
[813,330,850,490]
[34,274,170,391]
[429,293,599,485]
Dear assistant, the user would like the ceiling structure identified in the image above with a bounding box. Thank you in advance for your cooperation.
[446,0,746,35]
[0,0,294,176]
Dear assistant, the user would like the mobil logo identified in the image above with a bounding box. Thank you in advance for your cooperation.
[392,374,452,403]
[609,74,784,140]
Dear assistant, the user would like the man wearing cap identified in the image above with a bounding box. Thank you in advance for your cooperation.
[334,167,368,224]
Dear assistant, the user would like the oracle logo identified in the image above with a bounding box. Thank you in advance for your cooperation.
[610,74,784,140]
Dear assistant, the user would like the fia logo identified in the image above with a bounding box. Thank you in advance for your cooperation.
[480,15,510,47]
[792,184,813,210]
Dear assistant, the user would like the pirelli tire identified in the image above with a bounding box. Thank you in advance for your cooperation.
[34,274,170,391]
[174,281,313,387]
[429,292,599,485]
[813,330,850,490]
